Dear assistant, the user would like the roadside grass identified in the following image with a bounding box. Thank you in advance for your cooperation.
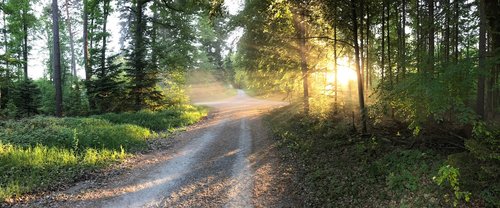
[268,104,451,207]
[0,105,207,201]
[94,105,208,132]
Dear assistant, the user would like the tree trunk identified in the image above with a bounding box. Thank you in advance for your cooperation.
[334,23,338,110]
[381,1,385,84]
[22,9,28,80]
[402,0,406,77]
[444,0,451,64]
[387,1,391,83]
[476,0,486,118]
[484,1,500,118]
[298,9,309,114]
[428,0,435,72]
[454,0,459,63]
[83,0,90,82]
[52,0,63,117]
[366,2,371,88]
[65,0,77,77]
[351,0,368,134]
[133,0,146,111]
[100,0,110,76]
[359,0,365,90]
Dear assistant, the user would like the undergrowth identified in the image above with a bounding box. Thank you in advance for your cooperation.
[268,104,496,207]
[0,105,207,201]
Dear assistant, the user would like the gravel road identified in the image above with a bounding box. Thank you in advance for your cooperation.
[18,90,301,208]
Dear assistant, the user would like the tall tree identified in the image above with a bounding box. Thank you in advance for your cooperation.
[351,0,367,133]
[64,0,76,77]
[476,0,486,118]
[295,7,309,114]
[52,0,63,117]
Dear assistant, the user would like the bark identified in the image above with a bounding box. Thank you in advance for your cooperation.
[334,23,338,110]
[22,9,28,80]
[83,0,90,82]
[381,1,385,84]
[402,0,406,77]
[351,0,368,134]
[359,0,364,90]
[298,9,309,114]
[52,0,63,117]
[133,0,146,111]
[476,0,486,118]
[365,2,371,88]
[444,0,451,64]
[100,0,110,76]
[454,0,459,63]
[387,1,392,87]
[428,0,435,72]
[485,1,500,118]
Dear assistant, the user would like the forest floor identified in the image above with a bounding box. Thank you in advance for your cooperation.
[11,90,302,208]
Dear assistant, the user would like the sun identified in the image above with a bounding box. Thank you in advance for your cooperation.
[326,57,357,86]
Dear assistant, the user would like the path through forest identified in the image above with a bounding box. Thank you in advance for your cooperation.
[19,90,300,208]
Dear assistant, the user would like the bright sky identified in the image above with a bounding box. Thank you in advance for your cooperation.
[29,0,244,79]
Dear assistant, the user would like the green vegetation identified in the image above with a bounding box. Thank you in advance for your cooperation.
[269,105,498,207]
[0,106,207,201]
[95,105,208,132]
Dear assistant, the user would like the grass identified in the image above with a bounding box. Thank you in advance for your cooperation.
[0,105,207,201]
[94,105,207,132]
[268,105,454,207]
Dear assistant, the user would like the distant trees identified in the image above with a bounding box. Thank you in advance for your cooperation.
[0,0,220,117]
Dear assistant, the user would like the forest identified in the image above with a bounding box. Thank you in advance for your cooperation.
[0,0,498,207]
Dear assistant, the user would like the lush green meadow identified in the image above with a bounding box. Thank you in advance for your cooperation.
[0,105,207,200]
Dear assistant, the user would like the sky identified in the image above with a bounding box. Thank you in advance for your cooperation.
[28,0,244,79]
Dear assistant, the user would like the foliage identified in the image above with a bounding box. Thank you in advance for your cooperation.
[268,105,468,207]
[9,79,41,118]
[0,142,126,200]
[86,54,127,113]
[95,105,207,132]
[433,165,471,207]
[374,62,477,134]
[0,117,151,151]
[0,103,207,200]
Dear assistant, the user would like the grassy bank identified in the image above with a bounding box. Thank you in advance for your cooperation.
[268,105,497,207]
[0,105,207,201]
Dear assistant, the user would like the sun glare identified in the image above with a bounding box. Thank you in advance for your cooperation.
[326,57,357,86]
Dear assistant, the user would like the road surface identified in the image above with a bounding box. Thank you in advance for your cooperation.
[23,90,299,208]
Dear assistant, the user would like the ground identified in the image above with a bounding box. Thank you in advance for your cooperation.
[12,90,301,208]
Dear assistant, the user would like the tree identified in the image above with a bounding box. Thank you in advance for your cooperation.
[350,0,367,133]
[476,0,486,118]
[125,0,162,111]
[64,0,77,77]
[52,0,63,117]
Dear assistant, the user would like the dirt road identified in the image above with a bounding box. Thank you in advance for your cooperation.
[22,90,300,208]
